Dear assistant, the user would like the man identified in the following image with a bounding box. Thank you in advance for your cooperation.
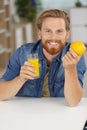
[0,9,86,106]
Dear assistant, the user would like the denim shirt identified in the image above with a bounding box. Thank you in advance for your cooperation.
[0,40,86,97]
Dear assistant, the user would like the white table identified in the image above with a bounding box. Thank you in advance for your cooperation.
[0,97,87,130]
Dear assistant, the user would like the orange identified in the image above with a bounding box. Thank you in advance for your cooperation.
[70,41,86,56]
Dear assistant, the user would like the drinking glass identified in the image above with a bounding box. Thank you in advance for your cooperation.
[27,53,40,78]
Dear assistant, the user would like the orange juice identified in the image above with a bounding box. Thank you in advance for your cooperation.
[28,58,40,78]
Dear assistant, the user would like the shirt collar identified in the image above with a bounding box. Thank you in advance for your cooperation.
[53,42,70,62]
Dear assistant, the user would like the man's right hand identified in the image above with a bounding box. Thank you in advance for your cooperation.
[19,61,36,83]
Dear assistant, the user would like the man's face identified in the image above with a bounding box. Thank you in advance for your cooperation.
[38,17,70,55]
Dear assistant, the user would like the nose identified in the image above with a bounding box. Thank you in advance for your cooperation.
[51,32,57,40]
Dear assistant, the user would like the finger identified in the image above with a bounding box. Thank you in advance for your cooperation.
[21,68,36,76]
[24,61,34,67]
[20,73,35,80]
[21,64,36,74]
[63,54,72,63]
[20,69,36,80]
[66,52,73,61]
[69,48,80,58]
[62,56,69,67]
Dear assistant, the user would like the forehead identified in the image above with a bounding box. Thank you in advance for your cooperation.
[42,17,65,28]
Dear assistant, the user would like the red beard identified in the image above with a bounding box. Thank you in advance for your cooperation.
[42,40,66,55]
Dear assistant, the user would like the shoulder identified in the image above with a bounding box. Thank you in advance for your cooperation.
[13,41,38,56]
[19,42,36,52]
[10,40,41,65]
[9,43,33,60]
[17,40,41,53]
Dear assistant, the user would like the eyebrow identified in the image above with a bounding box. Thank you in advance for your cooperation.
[43,28,64,31]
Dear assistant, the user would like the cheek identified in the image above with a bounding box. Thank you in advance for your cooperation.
[60,35,67,41]
[38,33,47,40]
[40,35,47,42]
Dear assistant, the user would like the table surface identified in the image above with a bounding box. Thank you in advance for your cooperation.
[0,97,87,130]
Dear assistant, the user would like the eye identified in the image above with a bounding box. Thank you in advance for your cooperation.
[56,29,64,34]
[45,29,51,32]
[43,29,52,35]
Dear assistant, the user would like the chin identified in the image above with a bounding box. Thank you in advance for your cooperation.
[47,49,61,55]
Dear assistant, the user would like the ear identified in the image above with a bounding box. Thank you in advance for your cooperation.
[37,29,42,39]
[66,31,70,40]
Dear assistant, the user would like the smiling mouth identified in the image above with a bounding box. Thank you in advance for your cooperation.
[48,42,58,46]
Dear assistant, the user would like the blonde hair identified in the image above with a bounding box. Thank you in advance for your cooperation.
[36,9,70,31]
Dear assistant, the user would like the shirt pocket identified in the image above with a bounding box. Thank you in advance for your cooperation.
[53,73,64,97]
[23,80,37,97]
[54,77,64,88]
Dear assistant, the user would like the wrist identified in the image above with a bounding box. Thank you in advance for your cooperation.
[64,66,76,72]
[17,76,27,86]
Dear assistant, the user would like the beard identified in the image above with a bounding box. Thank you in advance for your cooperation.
[42,39,66,55]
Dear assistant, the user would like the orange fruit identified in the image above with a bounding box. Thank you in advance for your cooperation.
[70,41,86,56]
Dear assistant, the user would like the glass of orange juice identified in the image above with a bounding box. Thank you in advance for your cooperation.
[27,53,40,78]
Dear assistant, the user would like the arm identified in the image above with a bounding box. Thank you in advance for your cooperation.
[0,62,36,101]
[0,76,25,101]
[62,48,84,107]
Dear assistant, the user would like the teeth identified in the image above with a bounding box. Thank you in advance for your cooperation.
[49,42,57,45]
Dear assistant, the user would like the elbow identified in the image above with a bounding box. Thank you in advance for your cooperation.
[67,96,83,107]
[0,95,13,101]
[67,100,80,107]
[0,98,12,101]
[65,89,83,107]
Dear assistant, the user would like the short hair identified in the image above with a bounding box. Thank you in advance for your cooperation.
[36,9,70,31]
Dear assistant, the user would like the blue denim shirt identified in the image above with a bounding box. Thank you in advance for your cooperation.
[0,40,86,97]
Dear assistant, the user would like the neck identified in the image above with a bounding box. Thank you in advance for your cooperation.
[43,48,58,66]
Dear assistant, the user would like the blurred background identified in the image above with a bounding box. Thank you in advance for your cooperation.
[0,0,87,96]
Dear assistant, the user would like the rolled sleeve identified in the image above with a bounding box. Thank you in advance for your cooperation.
[0,48,21,81]
[77,55,86,87]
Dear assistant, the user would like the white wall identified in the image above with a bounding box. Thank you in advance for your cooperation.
[36,0,87,17]
[10,0,87,15]
[10,0,16,15]
[41,0,87,10]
